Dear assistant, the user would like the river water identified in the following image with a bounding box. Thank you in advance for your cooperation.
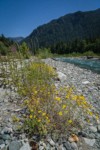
[54,57,100,74]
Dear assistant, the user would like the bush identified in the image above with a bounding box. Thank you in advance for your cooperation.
[0,55,98,136]
[0,42,8,55]
[36,48,53,59]
[83,51,96,57]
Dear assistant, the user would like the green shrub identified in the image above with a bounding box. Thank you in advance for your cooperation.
[36,48,53,59]
[0,54,98,136]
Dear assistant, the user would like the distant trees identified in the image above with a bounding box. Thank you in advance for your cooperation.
[0,35,30,58]
[50,38,100,55]
[0,35,14,55]
[0,41,8,55]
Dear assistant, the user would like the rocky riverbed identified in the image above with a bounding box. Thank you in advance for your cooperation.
[0,58,100,150]
[44,58,100,114]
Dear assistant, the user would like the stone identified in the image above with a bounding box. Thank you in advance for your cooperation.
[20,141,31,150]
[82,81,90,84]
[63,141,72,150]
[32,134,40,142]
[89,126,97,133]
[46,143,51,150]
[59,144,66,150]
[51,132,59,142]
[78,131,88,137]
[1,127,13,135]
[38,141,46,150]
[71,142,78,150]
[47,138,55,146]
[19,134,26,140]
[1,134,11,140]
[51,147,56,150]
[68,134,79,143]
[0,144,6,150]
[9,141,22,150]
[57,71,66,82]
[83,138,96,146]
[5,140,10,145]
[88,133,95,139]
[0,139,4,145]
[97,125,100,133]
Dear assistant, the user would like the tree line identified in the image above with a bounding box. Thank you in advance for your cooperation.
[50,38,100,55]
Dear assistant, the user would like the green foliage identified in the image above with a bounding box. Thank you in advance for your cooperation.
[36,48,53,58]
[19,42,30,58]
[0,55,98,136]
[83,51,96,57]
[50,38,100,55]
[0,35,17,56]
[0,41,8,55]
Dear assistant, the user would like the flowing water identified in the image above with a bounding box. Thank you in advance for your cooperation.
[54,57,100,74]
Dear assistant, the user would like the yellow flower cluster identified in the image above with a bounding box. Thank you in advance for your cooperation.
[55,96,61,101]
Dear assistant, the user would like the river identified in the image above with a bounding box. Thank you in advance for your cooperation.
[54,57,100,74]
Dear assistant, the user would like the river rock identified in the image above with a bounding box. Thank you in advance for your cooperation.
[97,125,100,133]
[83,138,96,146]
[59,144,66,150]
[63,141,72,150]
[0,144,6,150]
[47,138,55,146]
[68,134,79,143]
[57,71,66,82]
[20,140,31,150]
[1,134,11,140]
[82,81,90,84]
[0,139,4,145]
[38,141,46,150]
[89,126,97,133]
[1,127,13,135]
[71,142,78,150]
[9,141,22,150]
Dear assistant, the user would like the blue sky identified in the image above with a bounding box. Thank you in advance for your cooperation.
[0,0,100,37]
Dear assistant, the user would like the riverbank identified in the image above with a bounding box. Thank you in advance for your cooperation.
[43,58,100,149]
[52,57,100,74]
[43,58,100,113]
[0,58,100,150]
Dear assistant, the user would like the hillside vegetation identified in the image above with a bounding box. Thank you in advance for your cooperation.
[23,8,100,54]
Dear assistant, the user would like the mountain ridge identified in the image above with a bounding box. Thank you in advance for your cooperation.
[23,8,100,51]
[9,37,24,43]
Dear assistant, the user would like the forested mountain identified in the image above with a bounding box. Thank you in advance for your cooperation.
[23,8,100,53]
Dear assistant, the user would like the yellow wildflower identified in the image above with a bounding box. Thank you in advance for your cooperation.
[68,120,72,124]
[47,119,50,123]
[30,109,34,113]
[34,91,38,94]
[48,92,50,95]
[58,111,63,116]
[66,95,70,99]
[38,119,41,122]
[96,115,99,120]
[34,115,36,118]
[29,115,33,119]
[55,96,61,101]
[46,116,49,119]
[38,110,42,113]
[79,95,85,101]
[62,104,66,109]
[72,95,77,100]
[42,112,46,116]
[88,111,93,116]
